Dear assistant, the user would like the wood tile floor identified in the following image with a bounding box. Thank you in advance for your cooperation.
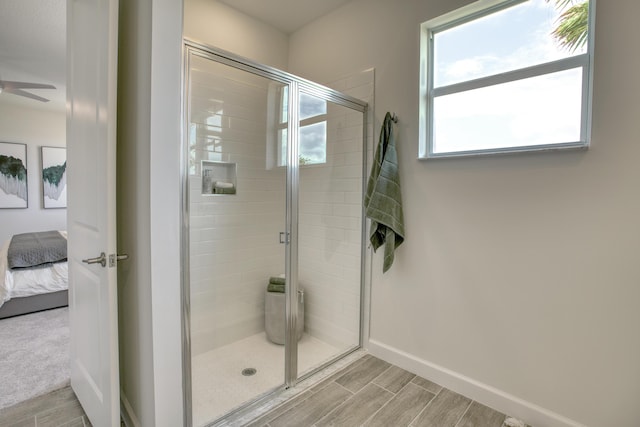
[0,354,528,427]
[246,354,526,427]
[0,386,91,427]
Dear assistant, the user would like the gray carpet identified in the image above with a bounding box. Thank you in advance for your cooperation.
[0,307,70,409]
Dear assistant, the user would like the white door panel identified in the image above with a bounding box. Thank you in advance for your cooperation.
[67,0,120,425]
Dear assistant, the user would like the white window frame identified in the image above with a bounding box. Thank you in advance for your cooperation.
[418,0,596,159]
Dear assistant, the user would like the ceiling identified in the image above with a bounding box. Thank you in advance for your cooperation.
[219,0,352,34]
[0,0,67,112]
[0,0,350,113]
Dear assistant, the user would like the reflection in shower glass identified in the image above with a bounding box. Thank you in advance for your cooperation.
[278,89,328,166]
[299,121,326,165]
[300,92,327,119]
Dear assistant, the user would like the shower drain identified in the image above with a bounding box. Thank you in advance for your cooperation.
[242,368,257,376]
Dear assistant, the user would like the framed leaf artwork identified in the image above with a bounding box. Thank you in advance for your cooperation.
[0,142,28,209]
[41,146,67,209]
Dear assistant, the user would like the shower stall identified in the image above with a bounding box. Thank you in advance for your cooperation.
[181,40,368,426]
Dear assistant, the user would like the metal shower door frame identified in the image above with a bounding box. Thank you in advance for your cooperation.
[180,39,368,427]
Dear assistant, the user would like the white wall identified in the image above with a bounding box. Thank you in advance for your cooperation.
[288,1,640,426]
[183,0,289,70]
[0,103,66,243]
[117,0,184,425]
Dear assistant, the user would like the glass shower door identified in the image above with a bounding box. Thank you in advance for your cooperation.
[295,88,365,379]
[185,50,290,426]
[184,42,368,427]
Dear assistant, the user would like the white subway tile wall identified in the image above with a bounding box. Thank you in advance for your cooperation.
[189,57,286,356]
[188,57,373,360]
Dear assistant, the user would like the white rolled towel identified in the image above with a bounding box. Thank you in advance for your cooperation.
[214,181,234,189]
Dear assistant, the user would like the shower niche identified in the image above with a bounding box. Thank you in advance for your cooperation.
[183,40,368,426]
[201,161,237,195]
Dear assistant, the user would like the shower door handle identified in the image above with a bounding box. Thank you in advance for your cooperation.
[279,232,290,244]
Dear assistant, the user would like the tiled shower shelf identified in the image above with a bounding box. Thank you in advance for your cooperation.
[202,160,237,195]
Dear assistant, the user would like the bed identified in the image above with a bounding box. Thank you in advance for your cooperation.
[0,230,68,319]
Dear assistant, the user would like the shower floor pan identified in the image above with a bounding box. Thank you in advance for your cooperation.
[192,331,339,426]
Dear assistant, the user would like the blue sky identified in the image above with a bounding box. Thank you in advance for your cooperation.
[297,92,328,163]
[279,90,327,164]
[431,0,590,153]
[435,0,586,87]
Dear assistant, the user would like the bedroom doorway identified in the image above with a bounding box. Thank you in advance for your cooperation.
[0,0,71,413]
[1,0,122,425]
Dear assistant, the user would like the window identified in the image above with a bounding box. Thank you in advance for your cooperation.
[419,0,595,158]
[277,88,328,166]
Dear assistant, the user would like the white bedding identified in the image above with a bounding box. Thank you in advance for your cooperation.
[0,233,69,307]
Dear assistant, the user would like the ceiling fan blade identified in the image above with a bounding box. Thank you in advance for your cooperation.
[4,88,51,102]
[0,80,56,90]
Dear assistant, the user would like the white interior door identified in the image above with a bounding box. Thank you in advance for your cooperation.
[66,0,120,425]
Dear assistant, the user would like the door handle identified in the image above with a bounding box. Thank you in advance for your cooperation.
[82,252,106,267]
[109,253,130,267]
[82,253,130,268]
[279,232,290,244]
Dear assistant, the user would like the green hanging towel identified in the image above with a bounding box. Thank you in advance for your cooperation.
[364,112,405,273]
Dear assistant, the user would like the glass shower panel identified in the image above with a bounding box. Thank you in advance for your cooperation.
[186,52,288,426]
[296,90,364,378]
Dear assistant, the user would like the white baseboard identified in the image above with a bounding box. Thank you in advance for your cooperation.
[367,339,587,427]
[120,391,141,427]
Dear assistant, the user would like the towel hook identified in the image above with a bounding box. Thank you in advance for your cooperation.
[391,112,398,123]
